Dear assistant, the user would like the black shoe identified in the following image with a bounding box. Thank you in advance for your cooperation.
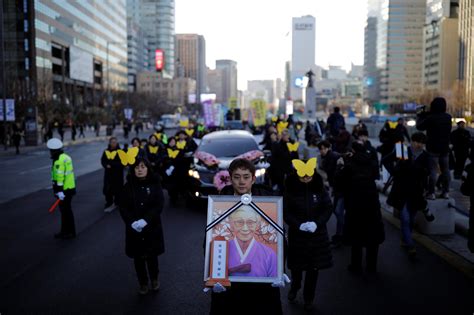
[347,264,362,274]
[288,290,297,302]
[303,302,314,311]
[60,233,76,239]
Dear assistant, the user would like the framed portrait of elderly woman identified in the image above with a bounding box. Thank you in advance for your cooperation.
[203,194,284,284]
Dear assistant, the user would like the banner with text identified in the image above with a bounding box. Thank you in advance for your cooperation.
[250,99,266,127]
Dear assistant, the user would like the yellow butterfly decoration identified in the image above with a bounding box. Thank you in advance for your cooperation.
[117,147,139,166]
[154,132,162,140]
[167,148,180,159]
[277,121,288,134]
[185,128,194,137]
[388,121,398,129]
[176,140,186,150]
[271,116,278,122]
[292,158,317,177]
[148,146,159,154]
[179,119,189,128]
[105,150,117,160]
[287,142,300,152]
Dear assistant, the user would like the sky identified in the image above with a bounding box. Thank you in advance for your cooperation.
[175,0,368,90]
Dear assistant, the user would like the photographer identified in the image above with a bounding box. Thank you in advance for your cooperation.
[416,97,452,199]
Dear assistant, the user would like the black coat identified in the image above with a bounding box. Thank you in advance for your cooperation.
[416,101,452,154]
[336,150,385,246]
[387,148,429,212]
[450,128,471,154]
[101,147,124,196]
[210,184,282,315]
[145,143,166,173]
[119,176,165,258]
[271,140,299,185]
[284,173,333,270]
[320,150,341,189]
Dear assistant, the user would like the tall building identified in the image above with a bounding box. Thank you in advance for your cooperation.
[459,0,474,110]
[137,71,195,105]
[291,15,316,101]
[207,67,224,102]
[423,1,459,93]
[2,0,128,112]
[364,16,379,103]
[216,60,238,103]
[127,18,149,92]
[175,34,206,102]
[247,80,274,104]
[128,0,175,77]
[378,0,426,106]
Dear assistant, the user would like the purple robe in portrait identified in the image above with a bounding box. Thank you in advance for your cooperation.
[228,238,277,277]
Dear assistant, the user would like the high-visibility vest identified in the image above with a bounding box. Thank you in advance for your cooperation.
[51,153,76,190]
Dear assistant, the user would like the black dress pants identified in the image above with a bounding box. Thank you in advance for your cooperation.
[290,268,319,303]
[351,245,379,271]
[59,194,76,236]
[134,255,159,285]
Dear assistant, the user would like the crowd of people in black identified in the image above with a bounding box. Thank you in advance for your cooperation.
[94,97,473,313]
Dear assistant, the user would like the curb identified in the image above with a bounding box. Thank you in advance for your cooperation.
[380,207,474,279]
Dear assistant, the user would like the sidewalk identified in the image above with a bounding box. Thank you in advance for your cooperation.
[0,126,122,157]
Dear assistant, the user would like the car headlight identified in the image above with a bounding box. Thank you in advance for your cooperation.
[188,170,200,179]
[256,168,266,177]
[407,120,416,127]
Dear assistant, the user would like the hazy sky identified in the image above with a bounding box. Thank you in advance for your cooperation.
[175,0,367,90]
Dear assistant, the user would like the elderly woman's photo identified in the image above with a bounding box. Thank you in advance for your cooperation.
[204,196,283,284]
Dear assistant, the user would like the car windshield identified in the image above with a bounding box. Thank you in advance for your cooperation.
[198,137,259,157]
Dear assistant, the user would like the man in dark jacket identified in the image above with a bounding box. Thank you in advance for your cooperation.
[450,120,471,179]
[326,106,345,141]
[271,129,298,192]
[416,97,452,199]
[317,140,344,246]
[210,158,283,315]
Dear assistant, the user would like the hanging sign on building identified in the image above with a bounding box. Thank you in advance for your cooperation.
[155,49,164,72]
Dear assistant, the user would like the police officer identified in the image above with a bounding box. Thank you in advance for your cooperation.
[47,138,77,239]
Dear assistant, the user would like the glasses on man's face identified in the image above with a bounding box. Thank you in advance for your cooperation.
[233,219,257,229]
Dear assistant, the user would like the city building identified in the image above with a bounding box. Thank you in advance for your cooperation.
[247,80,274,104]
[206,67,224,103]
[2,0,128,120]
[215,60,238,104]
[327,66,348,80]
[423,1,459,94]
[364,15,379,103]
[458,0,473,111]
[290,15,316,101]
[377,0,426,106]
[128,0,175,77]
[175,34,206,102]
[137,71,195,106]
[127,18,149,92]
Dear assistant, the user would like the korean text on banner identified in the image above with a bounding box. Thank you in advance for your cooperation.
[202,100,215,127]
[251,100,266,127]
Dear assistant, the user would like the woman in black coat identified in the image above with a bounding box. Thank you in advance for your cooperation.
[336,141,385,273]
[101,137,124,210]
[284,168,333,311]
[119,157,165,295]
[271,129,299,192]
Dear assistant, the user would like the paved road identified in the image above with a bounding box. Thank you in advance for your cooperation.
[0,169,473,314]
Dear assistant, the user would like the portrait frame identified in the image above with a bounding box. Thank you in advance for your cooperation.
[203,195,284,284]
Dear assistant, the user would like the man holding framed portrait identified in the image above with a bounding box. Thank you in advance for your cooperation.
[204,158,286,314]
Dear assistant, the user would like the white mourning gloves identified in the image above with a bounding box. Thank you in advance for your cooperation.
[56,192,65,200]
[299,221,318,233]
[203,282,227,293]
[165,166,175,176]
[271,273,291,288]
[131,219,148,232]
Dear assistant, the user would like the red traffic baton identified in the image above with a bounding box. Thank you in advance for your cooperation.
[48,199,61,213]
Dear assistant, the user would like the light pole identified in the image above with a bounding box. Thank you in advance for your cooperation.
[1,0,7,150]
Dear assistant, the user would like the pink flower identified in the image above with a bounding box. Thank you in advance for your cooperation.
[213,170,231,191]
[195,151,220,167]
[236,150,264,162]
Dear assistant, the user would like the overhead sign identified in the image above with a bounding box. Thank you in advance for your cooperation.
[70,46,93,83]
[155,49,164,72]
[0,99,15,121]
[251,99,266,127]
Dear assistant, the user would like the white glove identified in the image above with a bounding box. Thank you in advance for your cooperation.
[299,222,309,232]
[306,221,317,233]
[165,166,175,176]
[56,192,65,200]
[337,157,344,166]
[203,282,227,293]
[131,219,147,232]
[271,273,291,288]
